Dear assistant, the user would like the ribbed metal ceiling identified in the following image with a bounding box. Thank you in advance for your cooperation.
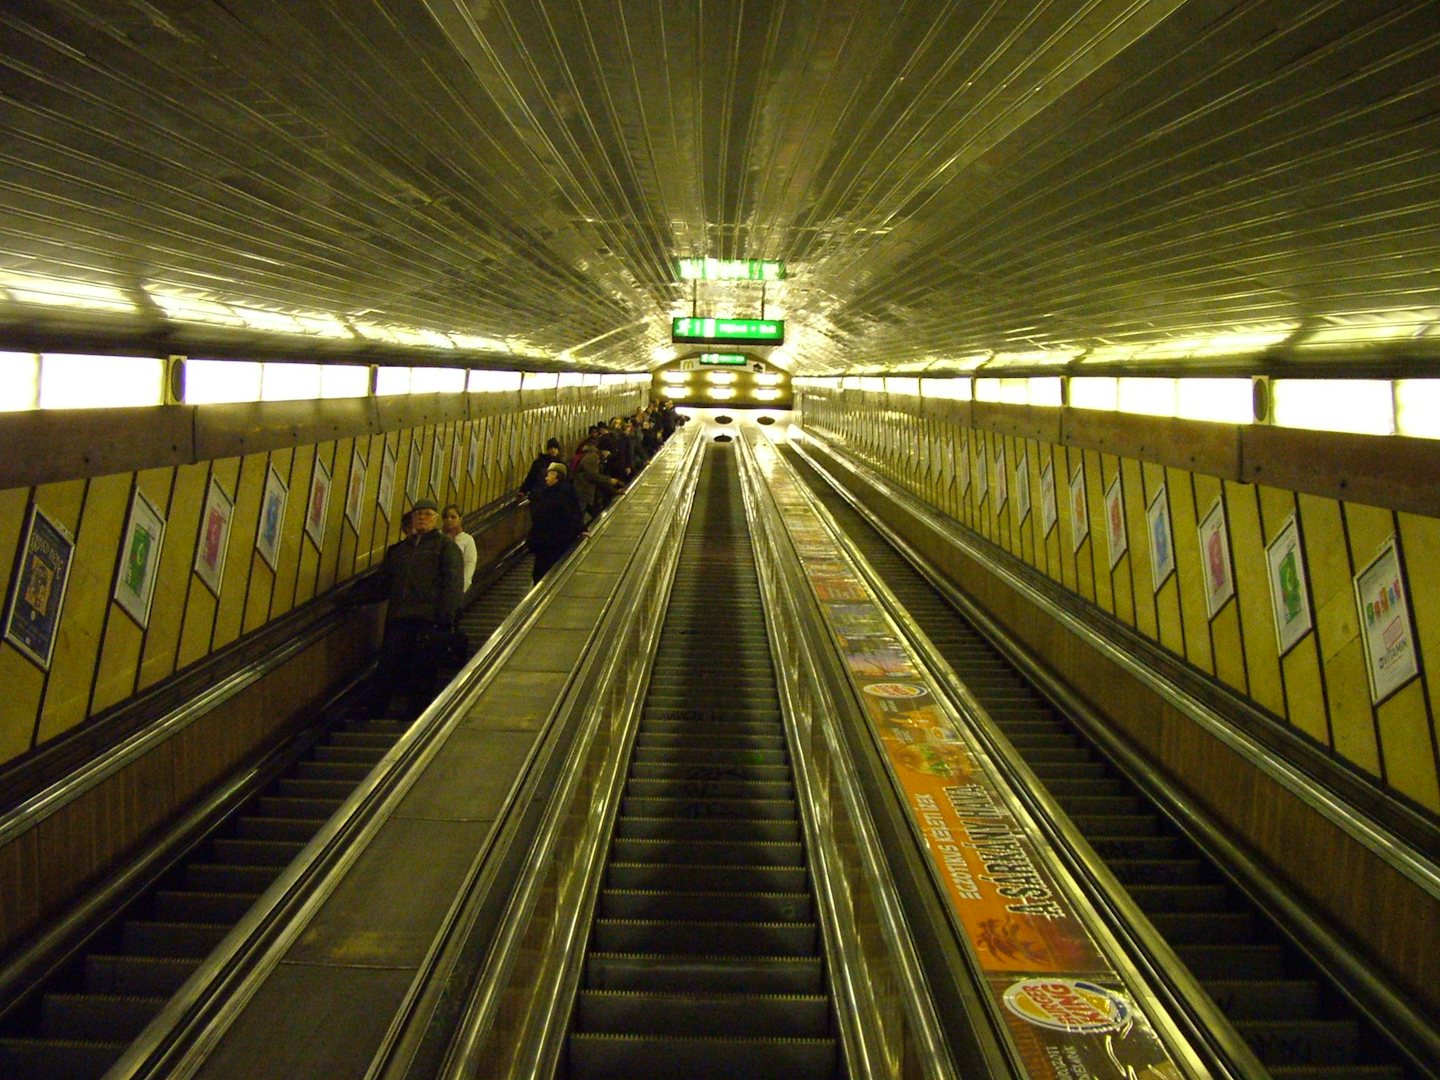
[1,0,1437,375]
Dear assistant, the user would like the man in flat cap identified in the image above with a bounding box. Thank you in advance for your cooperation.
[347,497,465,717]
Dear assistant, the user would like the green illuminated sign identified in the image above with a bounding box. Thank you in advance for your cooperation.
[698,353,747,365]
[672,317,785,345]
[677,258,786,281]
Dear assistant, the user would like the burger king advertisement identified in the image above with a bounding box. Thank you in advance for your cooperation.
[765,456,1188,1080]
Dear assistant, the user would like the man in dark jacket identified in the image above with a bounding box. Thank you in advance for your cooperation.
[527,462,587,582]
[349,498,465,717]
[519,436,563,501]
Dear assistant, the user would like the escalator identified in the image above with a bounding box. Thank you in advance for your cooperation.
[0,552,534,1080]
[783,447,1417,1080]
[564,442,843,1080]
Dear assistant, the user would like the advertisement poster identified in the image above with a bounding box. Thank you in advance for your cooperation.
[1197,497,1234,618]
[993,442,1008,513]
[429,432,445,496]
[1146,485,1175,592]
[306,455,331,550]
[1069,466,1088,553]
[1104,473,1127,569]
[1353,538,1418,704]
[1014,450,1031,526]
[1039,460,1057,538]
[406,435,422,506]
[1265,514,1311,655]
[377,441,396,521]
[345,447,367,532]
[256,466,287,571]
[115,489,166,628]
[194,478,234,597]
[4,505,75,670]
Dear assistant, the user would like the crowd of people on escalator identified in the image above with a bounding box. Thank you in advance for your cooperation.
[345,400,683,718]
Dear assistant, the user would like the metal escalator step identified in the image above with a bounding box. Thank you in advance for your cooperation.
[1086,834,1184,859]
[1204,980,1321,1019]
[593,919,817,956]
[607,862,807,893]
[584,952,824,994]
[230,815,324,841]
[0,1037,126,1080]
[600,890,813,922]
[616,816,800,843]
[575,989,830,1038]
[327,731,400,749]
[639,720,782,739]
[273,778,353,799]
[621,797,797,821]
[1124,883,1231,913]
[981,703,1058,722]
[1177,943,1289,979]
[1051,792,1142,813]
[610,838,804,867]
[1025,760,1111,781]
[293,760,374,781]
[1065,813,1159,836]
[149,890,260,922]
[999,730,1082,749]
[635,732,785,751]
[1104,857,1209,886]
[254,795,343,819]
[118,920,230,958]
[625,778,793,801]
[629,762,791,783]
[1231,1018,1361,1067]
[1144,910,1255,944]
[312,744,387,764]
[83,954,199,995]
[208,838,305,866]
[1010,745,1096,765]
[1267,1066,1405,1079]
[568,1031,837,1080]
[642,704,779,723]
[183,863,281,892]
[40,993,167,1040]
[631,747,788,768]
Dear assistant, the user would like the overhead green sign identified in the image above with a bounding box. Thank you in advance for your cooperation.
[698,353,747,365]
[672,317,785,345]
[677,258,786,281]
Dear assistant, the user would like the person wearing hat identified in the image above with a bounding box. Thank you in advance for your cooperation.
[526,461,587,583]
[519,435,564,502]
[346,496,465,717]
[572,433,622,521]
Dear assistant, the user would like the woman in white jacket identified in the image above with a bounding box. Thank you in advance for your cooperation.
[441,504,477,592]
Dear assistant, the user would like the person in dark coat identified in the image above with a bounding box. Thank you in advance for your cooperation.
[527,462,587,583]
[347,497,465,717]
[519,436,563,501]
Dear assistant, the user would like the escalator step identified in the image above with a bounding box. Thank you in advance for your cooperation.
[311,744,386,764]
[584,953,823,993]
[616,817,800,843]
[39,993,166,1040]
[230,816,324,841]
[625,778,793,801]
[1125,883,1231,913]
[631,747,788,767]
[634,733,786,751]
[293,761,374,782]
[0,1038,126,1080]
[600,890,813,922]
[568,1031,837,1080]
[254,795,343,819]
[593,919,817,956]
[150,890,261,922]
[1086,834,1184,860]
[630,763,792,783]
[607,862,807,893]
[639,720,782,739]
[1231,1018,1361,1067]
[1065,813,1160,836]
[610,838,805,867]
[1145,911,1255,944]
[208,838,305,866]
[575,989,830,1037]
[1104,857,1209,886]
[1205,980,1321,1019]
[118,920,230,958]
[183,863,280,892]
[1177,943,1289,979]
[620,797,797,821]
[83,955,198,996]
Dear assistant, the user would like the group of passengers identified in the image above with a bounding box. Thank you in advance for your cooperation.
[347,400,683,718]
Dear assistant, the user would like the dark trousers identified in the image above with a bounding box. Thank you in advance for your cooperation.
[531,541,576,583]
[369,617,438,716]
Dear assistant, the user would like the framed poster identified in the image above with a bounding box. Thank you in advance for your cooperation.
[406,435,422,505]
[1146,485,1175,592]
[194,478,234,597]
[1104,473,1127,568]
[1069,465,1089,553]
[1353,537,1418,704]
[992,442,1008,512]
[429,432,444,496]
[467,425,481,480]
[1265,514,1312,656]
[1197,497,1235,617]
[306,455,332,549]
[450,428,464,489]
[4,505,76,670]
[1040,460,1057,538]
[115,489,166,628]
[345,447,367,532]
[377,441,396,520]
[1014,451,1031,526]
[256,466,287,571]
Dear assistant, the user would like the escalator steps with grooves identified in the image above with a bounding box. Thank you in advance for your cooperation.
[567,445,840,1080]
[0,717,407,1080]
[783,449,1411,1080]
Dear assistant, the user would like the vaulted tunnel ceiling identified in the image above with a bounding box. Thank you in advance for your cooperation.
[1,0,1438,376]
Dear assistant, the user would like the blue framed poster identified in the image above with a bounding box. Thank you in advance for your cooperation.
[4,505,76,670]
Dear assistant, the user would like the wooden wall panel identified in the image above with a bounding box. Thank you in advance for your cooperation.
[1084,452,1112,613]
[30,478,95,745]
[138,463,206,693]
[1228,481,1282,716]
[1127,461,1157,643]
[1377,681,1439,810]
[273,447,312,619]
[316,438,348,595]
[0,487,40,761]
[213,452,267,652]
[1169,469,1213,676]
[1397,510,1440,809]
